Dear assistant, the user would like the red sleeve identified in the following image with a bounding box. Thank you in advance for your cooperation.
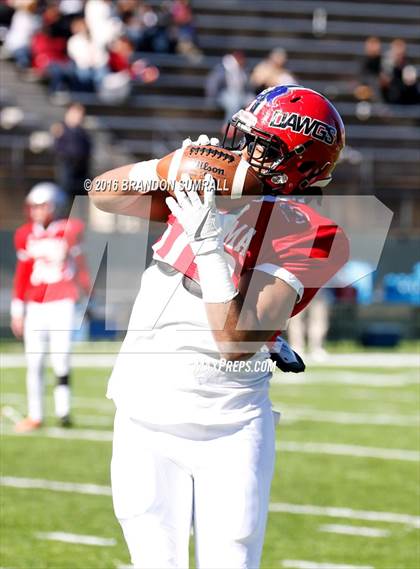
[74,252,91,295]
[65,219,91,295]
[11,227,33,315]
[253,202,349,314]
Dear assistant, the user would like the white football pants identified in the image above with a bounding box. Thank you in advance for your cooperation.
[24,299,75,421]
[111,408,276,569]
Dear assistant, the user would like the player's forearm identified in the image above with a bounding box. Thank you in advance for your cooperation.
[204,295,269,360]
[89,161,169,220]
[89,163,141,214]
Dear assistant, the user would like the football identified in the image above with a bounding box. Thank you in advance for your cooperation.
[156,145,263,201]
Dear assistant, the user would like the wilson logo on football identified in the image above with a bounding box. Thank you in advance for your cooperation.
[192,160,225,176]
[269,111,337,145]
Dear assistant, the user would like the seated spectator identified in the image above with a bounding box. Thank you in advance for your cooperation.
[118,1,148,49]
[399,65,420,105]
[67,17,109,90]
[4,0,40,69]
[43,4,71,40]
[172,0,200,59]
[51,102,92,199]
[150,1,177,53]
[101,35,159,101]
[47,17,109,100]
[31,18,68,79]
[250,48,297,94]
[85,0,122,50]
[380,38,408,104]
[206,51,252,123]
[118,2,161,52]
[354,36,382,102]
[108,35,159,83]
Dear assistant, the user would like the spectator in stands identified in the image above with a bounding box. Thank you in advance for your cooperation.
[172,0,201,60]
[108,35,159,82]
[381,39,419,104]
[4,0,40,70]
[380,38,406,104]
[250,48,297,94]
[354,36,382,102]
[101,35,159,102]
[206,50,252,123]
[118,0,148,48]
[151,1,177,53]
[399,65,420,105]
[85,0,122,50]
[31,14,68,79]
[47,17,109,101]
[51,102,92,199]
[67,17,109,91]
[42,3,70,40]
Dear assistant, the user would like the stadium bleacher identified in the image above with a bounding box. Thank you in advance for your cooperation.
[1,0,419,232]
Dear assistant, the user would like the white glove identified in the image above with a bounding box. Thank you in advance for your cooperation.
[182,134,220,148]
[166,174,237,303]
[166,174,222,255]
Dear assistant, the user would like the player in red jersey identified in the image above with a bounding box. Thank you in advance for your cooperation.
[89,86,349,568]
[11,182,91,432]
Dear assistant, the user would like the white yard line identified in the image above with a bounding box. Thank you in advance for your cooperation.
[1,393,114,412]
[318,524,390,538]
[270,503,420,528]
[1,352,419,368]
[2,425,418,462]
[0,406,23,424]
[0,476,111,496]
[276,441,420,462]
[277,408,419,427]
[36,531,116,547]
[1,403,113,427]
[2,475,419,529]
[272,370,419,387]
[0,354,117,368]
[0,423,113,441]
[282,561,374,569]
[3,391,419,428]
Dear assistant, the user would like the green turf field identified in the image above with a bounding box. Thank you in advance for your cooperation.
[1,356,419,569]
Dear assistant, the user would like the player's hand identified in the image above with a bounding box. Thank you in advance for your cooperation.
[182,134,220,148]
[11,316,24,339]
[166,174,223,255]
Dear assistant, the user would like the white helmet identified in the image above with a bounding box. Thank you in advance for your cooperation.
[25,182,66,217]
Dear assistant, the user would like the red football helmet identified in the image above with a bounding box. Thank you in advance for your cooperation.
[222,85,345,194]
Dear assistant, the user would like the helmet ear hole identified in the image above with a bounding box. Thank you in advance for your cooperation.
[298,161,316,173]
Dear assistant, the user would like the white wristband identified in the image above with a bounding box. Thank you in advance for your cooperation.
[195,250,238,303]
[10,299,24,318]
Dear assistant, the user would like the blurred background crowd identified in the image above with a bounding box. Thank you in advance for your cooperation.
[0,0,419,352]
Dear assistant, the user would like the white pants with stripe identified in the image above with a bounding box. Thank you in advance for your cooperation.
[111,408,277,569]
[24,299,75,421]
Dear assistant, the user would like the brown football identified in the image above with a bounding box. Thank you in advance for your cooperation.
[156,145,263,204]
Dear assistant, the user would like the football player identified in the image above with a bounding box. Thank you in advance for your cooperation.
[90,86,349,568]
[11,182,91,432]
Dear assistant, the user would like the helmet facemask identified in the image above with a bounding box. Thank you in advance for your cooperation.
[222,109,318,194]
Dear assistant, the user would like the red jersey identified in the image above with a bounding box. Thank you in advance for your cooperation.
[12,218,91,310]
[152,197,349,316]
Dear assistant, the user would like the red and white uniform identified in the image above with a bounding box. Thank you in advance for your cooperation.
[12,218,90,314]
[108,186,349,426]
[109,161,349,569]
[11,218,90,422]
[153,196,348,320]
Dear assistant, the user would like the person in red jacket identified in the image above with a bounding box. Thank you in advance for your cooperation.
[11,182,91,433]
